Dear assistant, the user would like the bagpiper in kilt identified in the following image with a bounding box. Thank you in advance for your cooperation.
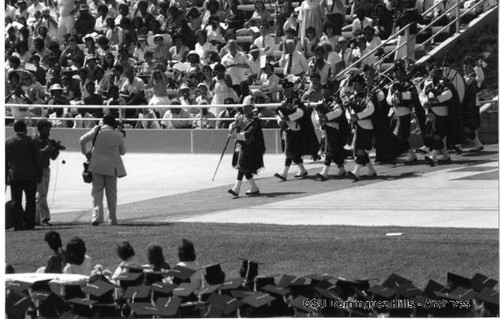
[227,96,266,197]
[274,79,320,181]
[421,67,453,166]
[228,95,266,197]
[345,74,377,181]
[386,61,419,163]
[462,56,484,152]
[314,86,349,181]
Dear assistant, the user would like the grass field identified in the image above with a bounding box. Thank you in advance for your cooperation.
[5,222,498,289]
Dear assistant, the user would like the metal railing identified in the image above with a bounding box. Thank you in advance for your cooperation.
[337,0,494,79]
[5,98,497,126]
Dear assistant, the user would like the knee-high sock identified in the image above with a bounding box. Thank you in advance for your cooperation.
[231,180,242,195]
[247,178,259,192]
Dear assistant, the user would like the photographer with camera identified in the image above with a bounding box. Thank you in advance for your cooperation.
[79,114,126,226]
[35,120,64,227]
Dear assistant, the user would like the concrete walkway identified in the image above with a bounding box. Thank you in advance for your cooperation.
[18,145,498,229]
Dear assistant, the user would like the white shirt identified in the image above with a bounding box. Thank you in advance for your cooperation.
[351,17,373,36]
[195,42,216,62]
[27,2,47,24]
[63,255,93,276]
[246,56,261,77]
[386,84,413,116]
[221,51,249,85]
[253,35,276,56]
[279,51,308,76]
[346,95,374,129]
[120,77,145,94]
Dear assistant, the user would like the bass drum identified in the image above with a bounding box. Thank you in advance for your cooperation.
[443,67,466,103]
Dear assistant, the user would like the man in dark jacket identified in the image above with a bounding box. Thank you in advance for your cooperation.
[34,120,60,226]
[6,120,43,230]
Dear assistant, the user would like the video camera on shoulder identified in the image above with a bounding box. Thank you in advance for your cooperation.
[50,139,66,151]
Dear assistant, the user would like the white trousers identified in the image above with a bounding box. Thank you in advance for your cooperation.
[91,173,118,224]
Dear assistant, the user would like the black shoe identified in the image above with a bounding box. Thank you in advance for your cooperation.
[294,171,308,178]
[274,173,287,181]
[347,171,360,181]
[438,157,451,163]
[227,189,239,197]
[245,190,260,196]
[416,147,430,154]
[315,173,327,181]
[91,221,100,226]
[453,145,463,154]
[469,146,484,152]
[40,219,52,227]
[405,157,418,164]
[424,156,435,167]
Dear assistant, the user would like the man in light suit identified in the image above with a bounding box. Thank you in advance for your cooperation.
[79,114,126,226]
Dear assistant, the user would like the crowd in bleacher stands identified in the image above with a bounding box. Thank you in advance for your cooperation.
[8,0,497,129]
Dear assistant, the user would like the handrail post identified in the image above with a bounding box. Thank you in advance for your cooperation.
[455,0,460,33]
[404,27,410,60]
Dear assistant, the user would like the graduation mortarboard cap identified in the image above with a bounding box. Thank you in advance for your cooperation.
[382,273,413,289]
[197,284,222,296]
[5,290,33,318]
[471,273,498,292]
[230,290,255,299]
[394,285,423,298]
[129,302,159,316]
[254,276,275,291]
[203,263,226,285]
[59,312,86,319]
[475,287,500,307]
[334,278,371,299]
[114,272,142,284]
[156,297,182,317]
[67,297,97,307]
[206,293,244,316]
[34,291,71,318]
[122,284,151,300]
[151,282,175,295]
[434,286,478,301]
[173,282,197,297]
[304,274,334,284]
[313,281,343,300]
[7,280,33,293]
[447,272,472,289]
[261,284,291,296]
[242,292,276,308]
[368,285,397,300]
[423,279,446,298]
[277,274,307,288]
[82,279,115,298]
[220,278,245,291]
[165,265,197,281]
[289,295,315,313]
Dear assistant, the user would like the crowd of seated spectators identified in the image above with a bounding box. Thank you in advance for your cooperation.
[5,0,496,129]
